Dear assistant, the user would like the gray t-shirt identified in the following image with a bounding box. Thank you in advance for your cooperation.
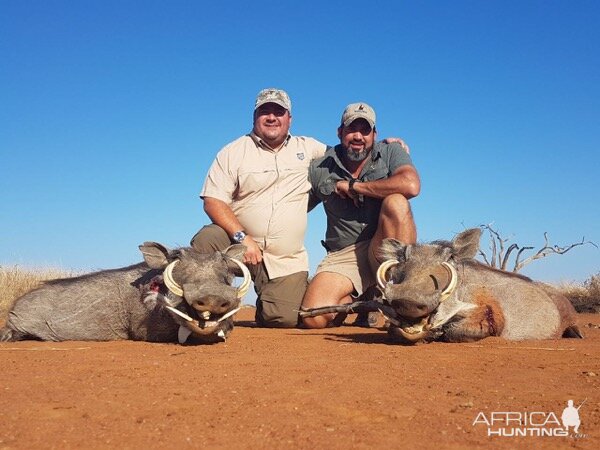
[309,142,413,252]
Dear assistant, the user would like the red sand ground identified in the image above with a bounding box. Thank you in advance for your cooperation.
[0,308,598,449]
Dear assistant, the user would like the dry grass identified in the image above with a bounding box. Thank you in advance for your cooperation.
[0,266,76,323]
[558,273,600,313]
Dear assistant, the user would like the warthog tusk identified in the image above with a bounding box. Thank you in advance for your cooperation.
[217,306,241,323]
[163,261,184,297]
[378,308,401,327]
[230,259,251,298]
[376,259,400,291]
[165,258,251,301]
[167,305,239,325]
[178,326,193,344]
[393,324,429,342]
[165,305,194,322]
[380,309,430,342]
[440,262,458,302]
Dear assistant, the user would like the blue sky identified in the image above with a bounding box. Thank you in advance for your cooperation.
[1,0,598,286]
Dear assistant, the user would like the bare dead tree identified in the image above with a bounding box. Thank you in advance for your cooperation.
[477,224,597,273]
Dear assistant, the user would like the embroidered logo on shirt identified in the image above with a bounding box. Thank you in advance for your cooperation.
[296,153,305,160]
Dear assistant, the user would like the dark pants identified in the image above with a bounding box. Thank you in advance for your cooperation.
[190,224,308,328]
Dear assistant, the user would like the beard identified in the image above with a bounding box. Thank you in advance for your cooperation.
[344,144,371,162]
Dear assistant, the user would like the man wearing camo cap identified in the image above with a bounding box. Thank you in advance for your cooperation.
[191,88,327,327]
[301,102,421,328]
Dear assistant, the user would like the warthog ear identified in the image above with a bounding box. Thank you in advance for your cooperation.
[378,238,408,262]
[139,242,171,269]
[451,228,482,261]
[223,244,247,262]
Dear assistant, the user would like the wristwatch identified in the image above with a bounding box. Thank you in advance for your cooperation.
[348,178,364,204]
[348,178,358,195]
[232,230,247,244]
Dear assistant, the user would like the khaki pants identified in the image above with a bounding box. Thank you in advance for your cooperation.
[191,224,308,328]
[315,240,379,296]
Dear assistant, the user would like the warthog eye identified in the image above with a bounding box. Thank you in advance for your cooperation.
[388,270,404,284]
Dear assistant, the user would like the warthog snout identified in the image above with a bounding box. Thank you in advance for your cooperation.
[181,283,238,314]
[190,295,235,315]
[379,259,455,320]
[389,298,432,319]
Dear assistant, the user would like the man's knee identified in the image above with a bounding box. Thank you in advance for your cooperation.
[190,224,231,253]
[256,301,300,328]
[377,194,416,244]
[255,271,308,328]
[301,314,333,329]
[381,193,411,218]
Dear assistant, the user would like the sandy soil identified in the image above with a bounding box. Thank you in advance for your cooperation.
[0,308,598,449]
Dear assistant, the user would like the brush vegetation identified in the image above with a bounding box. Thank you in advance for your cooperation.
[557,274,600,313]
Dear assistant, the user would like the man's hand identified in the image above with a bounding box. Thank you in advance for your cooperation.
[242,237,263,265]
[382,137,410,154]
[335,180,361,207]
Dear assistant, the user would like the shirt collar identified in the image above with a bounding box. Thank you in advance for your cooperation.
[371,141,383,160]
[250,132,291,151]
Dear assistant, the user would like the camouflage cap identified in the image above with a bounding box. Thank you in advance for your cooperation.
[254,88,292,112]
[341,102,376,128]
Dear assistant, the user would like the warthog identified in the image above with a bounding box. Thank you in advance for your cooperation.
[0,242,251,344]
[300,228,583,344]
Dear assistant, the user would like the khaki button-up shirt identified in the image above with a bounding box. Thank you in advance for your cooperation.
[201,134,327,278]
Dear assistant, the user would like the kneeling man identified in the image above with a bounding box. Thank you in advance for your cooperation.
[302,103,420,328]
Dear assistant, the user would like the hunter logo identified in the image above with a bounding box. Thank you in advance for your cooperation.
[561,399,585,434]
[472,399,588,438]
[296,153,305,160]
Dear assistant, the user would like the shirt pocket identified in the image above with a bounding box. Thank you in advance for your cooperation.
[321,178,353,218]
[237,167,278,199]
[323,198,351,222]
[363,164,389,182]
